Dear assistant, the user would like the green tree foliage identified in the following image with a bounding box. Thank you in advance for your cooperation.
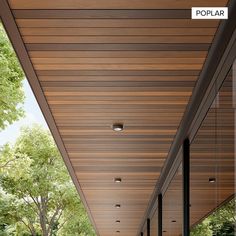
[191,198,236,236]
[58,203,96,236]
[0,22,25,130]
[190,218,212,236]
[0,125,95,236]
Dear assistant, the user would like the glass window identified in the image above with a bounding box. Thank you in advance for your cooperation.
[190,63,236,235]
[151,207,158,236]
[163,157,183,236]
[144,229,147,236]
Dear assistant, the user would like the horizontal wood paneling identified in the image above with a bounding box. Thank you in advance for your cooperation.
[37,70,200,76]
[35,64,202,71]
[39,76,198,82]
[26,43,210,51]
[32,58,205,64]
[8,0,228,9]
[16,19,219,28]
[23,35,213,44]
[13,9,192,19]
[29,51,207,58]
[19,27,216,36]
[8,2,230,235]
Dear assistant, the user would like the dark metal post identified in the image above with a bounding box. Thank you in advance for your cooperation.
[140,232,143,236]
[183,138,190,236]
[147,218,150,236]
[158,194,162,236]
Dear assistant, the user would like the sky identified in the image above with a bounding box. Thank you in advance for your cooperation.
[0,79,48,146]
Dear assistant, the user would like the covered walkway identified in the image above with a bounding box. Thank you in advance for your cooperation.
[0,0,235,235]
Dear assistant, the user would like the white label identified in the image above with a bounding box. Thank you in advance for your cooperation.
[191,7,228,19]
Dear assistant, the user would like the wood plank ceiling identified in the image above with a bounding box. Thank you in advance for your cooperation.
[7,0,229,235]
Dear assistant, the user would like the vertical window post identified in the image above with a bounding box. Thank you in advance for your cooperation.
[147,218,150,236]
[183,138,190,236]
[158,194,162,236]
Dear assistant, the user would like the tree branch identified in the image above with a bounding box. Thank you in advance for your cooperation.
[0,156,18,168]
[22,197,37,211]
[28,193,39,207]
[47,205,63,236]
[56,213,74,233]
[20,219,36,236]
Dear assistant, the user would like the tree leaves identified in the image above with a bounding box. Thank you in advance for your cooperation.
[0,22,25,130]
[0,125,95,235]
[191,198,236,235]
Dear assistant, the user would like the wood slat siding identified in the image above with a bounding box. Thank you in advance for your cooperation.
[6,1,230,235]
[13,9,192,19]
[19,28,216,36]
[16,19,220,28]
[23,36,214,44]
[29,51,208,58]
[8,0,228,9]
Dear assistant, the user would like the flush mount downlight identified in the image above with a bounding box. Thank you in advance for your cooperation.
[115,204,121,208]
[116,231,120,233]
[209,177,216,183]
[112,123,124,131]
[116,220,121,223]
[114,177,122,183]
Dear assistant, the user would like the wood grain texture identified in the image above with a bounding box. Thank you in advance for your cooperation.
[16,19,219,28]
[19,27,216,36]
[29,51,207,58]
[35,64,203,71]
[23,35,213,44]
[32,58,205,64]
[8,0,228,9]
[6,1,231,235]
[26,43,210,51]
[13,9,192,19]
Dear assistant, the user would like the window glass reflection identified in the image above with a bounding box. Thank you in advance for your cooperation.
[163,161,183,236]
[190,64,235,235]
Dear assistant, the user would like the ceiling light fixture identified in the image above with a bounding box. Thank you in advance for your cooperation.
[112,123,124,132]
[209,177,216,183]
[115,204,121,208]
[114,177,122,183]
[172,220,176,223]
[116,231,120,233]
[116,220,120,223]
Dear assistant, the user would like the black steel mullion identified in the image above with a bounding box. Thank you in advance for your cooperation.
[158,194,162,236]
[147,218,150,236]
[183,138,190,236]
